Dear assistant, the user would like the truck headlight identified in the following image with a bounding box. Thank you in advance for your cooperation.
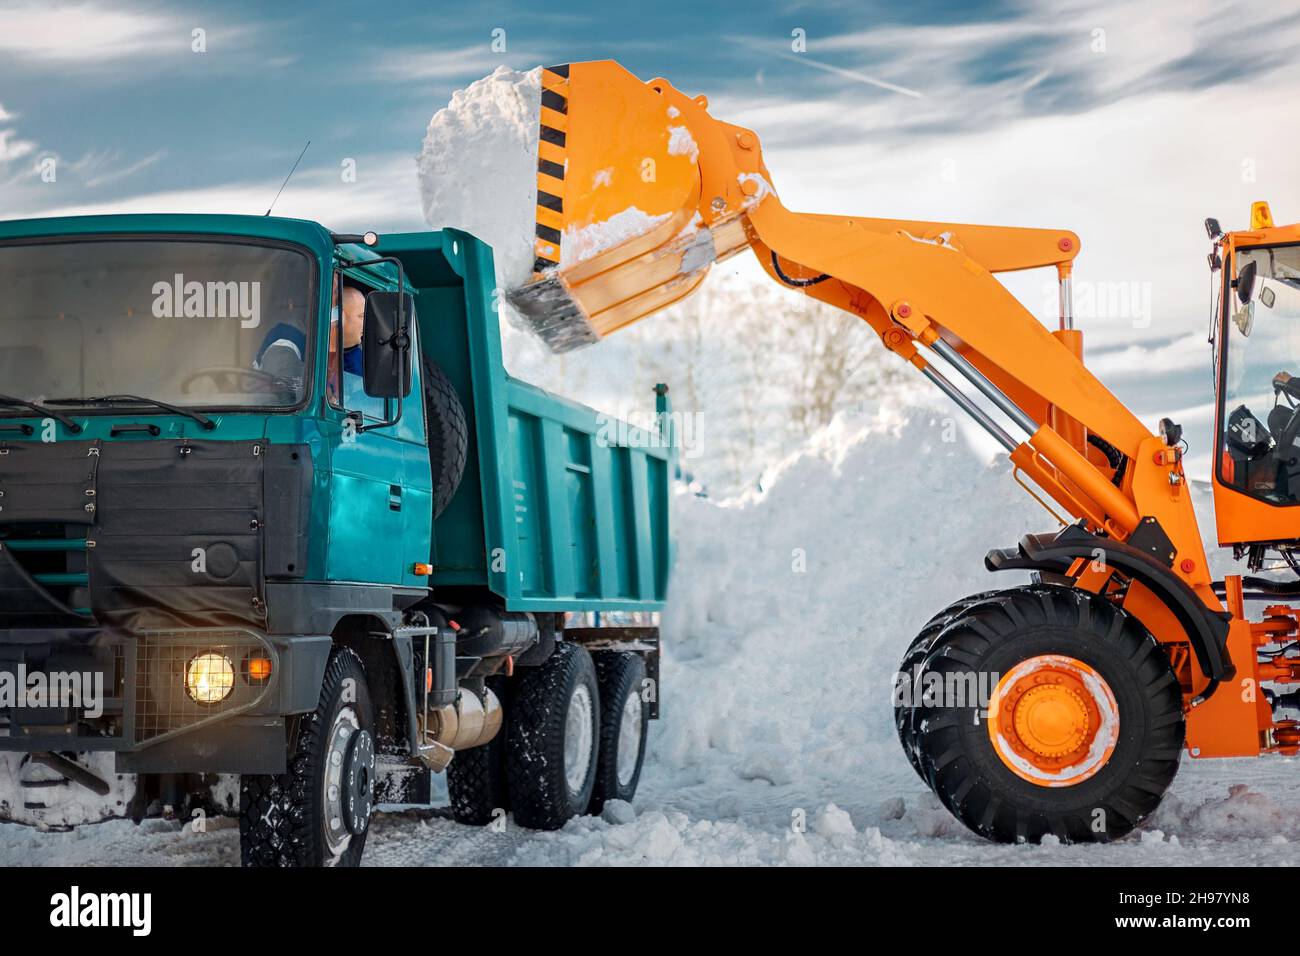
[185,652,234,704]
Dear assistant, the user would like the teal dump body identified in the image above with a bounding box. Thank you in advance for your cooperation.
[380,230,672,613]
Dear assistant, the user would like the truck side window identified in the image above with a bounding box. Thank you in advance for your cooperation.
[328,273,388,421]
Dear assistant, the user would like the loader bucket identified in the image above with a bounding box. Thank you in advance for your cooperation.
[506,61,751,351]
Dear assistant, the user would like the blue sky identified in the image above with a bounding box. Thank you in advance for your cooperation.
[3,0,1300,471]
[0,0,1030,217]
[4,0,1296,224]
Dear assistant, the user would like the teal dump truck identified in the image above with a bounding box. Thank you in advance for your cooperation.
[0,214,671,866]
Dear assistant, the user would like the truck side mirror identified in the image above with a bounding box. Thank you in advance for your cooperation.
[362,290,414,399]
[1236,260,1258,305]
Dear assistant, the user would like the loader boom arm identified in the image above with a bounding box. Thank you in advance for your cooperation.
[506,61,1215,629]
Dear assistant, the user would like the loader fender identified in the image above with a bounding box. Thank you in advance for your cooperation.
[985,522,1234,682]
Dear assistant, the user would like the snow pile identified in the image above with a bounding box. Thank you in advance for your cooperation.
[644,406,1044,815]
[1152,784,1291,840]
[417,68,678,287]
[561,207,670,267]
[417,66,542,291]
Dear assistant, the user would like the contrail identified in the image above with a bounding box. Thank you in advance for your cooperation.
[766,47,924,99]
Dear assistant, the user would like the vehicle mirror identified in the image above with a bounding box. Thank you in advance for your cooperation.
[1233,303,1254,337]
[1260,285,1276,310]
[362,291,414,399]
[1237,260,1258,305]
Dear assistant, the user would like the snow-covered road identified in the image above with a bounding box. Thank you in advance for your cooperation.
[1,747,1294,867]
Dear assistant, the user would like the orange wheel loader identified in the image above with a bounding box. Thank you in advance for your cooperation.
[506,60,1300,844]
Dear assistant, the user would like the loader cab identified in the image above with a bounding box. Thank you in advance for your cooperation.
[1212,206,1300,545]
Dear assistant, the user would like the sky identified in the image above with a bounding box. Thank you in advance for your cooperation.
[2,0,1300,470]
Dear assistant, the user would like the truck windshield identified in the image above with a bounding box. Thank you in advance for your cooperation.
[1220,243,1300,502]
[0,238,315,411]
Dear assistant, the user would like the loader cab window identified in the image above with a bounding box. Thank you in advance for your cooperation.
[1219,243,1300,503]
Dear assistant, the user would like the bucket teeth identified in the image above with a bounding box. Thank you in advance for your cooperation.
[505,273,600,353]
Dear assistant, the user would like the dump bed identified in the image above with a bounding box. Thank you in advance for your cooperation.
[380,229,672,612]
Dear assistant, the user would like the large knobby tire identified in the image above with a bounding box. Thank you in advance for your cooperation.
[239,647,376,867]
[446,676,511,826]
[506,643,601,830]
[913,586,1184,844]
[895,591,1000,781]
[423,357,467,519]
[588,651,649,815]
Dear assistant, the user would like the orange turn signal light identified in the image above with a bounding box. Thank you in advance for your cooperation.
[413,563,434,576]
[245,654,273,681]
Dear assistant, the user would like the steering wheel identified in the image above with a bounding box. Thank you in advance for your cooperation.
[180,366,283,395]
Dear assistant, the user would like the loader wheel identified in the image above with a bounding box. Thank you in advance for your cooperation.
[506,643,601,830]
[895,591,999,780]
[447,676,510,826]
[588,651,649,815]
[239,647,375,867]
[423,357,467,519]
[912,585,1184,844]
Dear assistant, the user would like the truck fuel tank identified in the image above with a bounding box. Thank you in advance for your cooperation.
[453,607,539,659]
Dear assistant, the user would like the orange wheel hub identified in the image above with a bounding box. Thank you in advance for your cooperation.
[986,655,1119,788]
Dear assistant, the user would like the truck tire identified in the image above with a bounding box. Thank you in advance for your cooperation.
[506,643,601,830]
[912,585,1184,844]
[447,676,510,826]
[239,646,376,867]
[895,591,999,781]
[588,651,649,815]
[423,357,467,519]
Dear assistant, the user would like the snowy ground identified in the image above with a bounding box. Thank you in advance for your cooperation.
[2,406,1296,867]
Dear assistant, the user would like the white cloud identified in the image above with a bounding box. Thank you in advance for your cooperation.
[4,152,426,233]
[0,128,36,163]
[0,2,180,61]
[743,75,1300,351]
[79,148,167,188]
[369,45,544,83]
[0,102,37,165]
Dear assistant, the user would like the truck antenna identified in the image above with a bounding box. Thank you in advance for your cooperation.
[264,140,311,216]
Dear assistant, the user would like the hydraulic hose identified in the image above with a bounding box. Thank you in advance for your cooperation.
[770,251,831,287]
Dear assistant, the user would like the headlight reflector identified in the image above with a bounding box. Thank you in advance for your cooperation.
[186,652,234,704]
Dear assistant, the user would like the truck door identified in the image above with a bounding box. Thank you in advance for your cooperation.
[324,275,430,586]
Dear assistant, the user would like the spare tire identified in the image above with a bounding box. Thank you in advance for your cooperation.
[423,357,468,518]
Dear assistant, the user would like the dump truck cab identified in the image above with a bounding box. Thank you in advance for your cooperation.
[0,213,671,865]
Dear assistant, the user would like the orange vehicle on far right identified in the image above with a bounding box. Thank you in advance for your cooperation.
[503,60,1300,844]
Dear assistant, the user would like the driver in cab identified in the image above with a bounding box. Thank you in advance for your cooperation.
[327,285,366,402]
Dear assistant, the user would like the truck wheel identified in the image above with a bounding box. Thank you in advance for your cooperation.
[423,357,467,518]
[447,676,510,826]
[588,651,649,815]
[913,586,1184,843]
[506,643,600,830]
[895,591,999,781]
[239,647,376,867]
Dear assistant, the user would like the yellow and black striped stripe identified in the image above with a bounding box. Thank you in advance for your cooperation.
[534,64,570,274]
